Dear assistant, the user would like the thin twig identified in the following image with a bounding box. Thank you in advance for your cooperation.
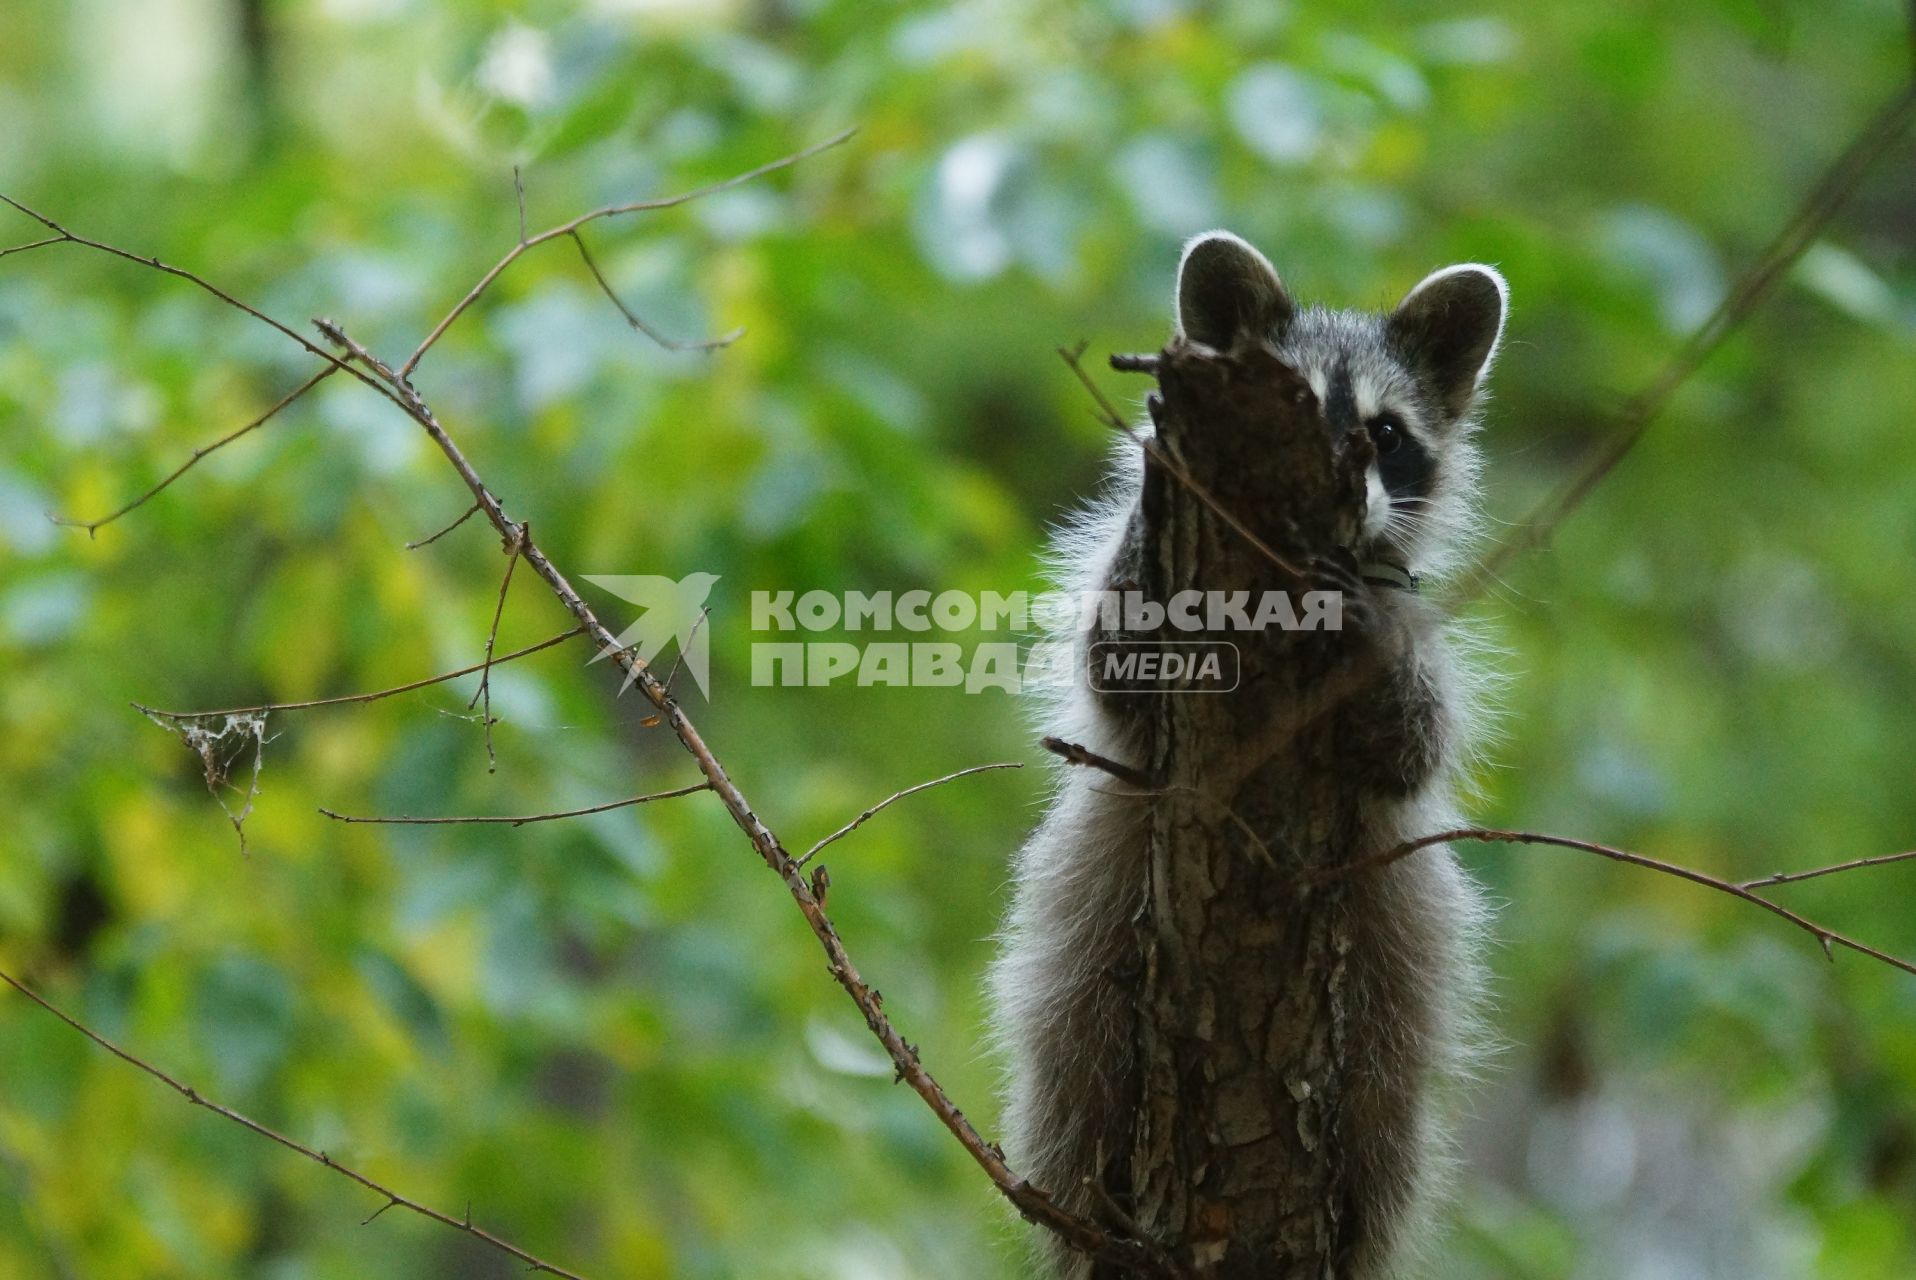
[467,525,528,772]
[1065,762,1279,868]
[313,318,528,580]
[1058,342,1143,442]
[1326,827,1916,978]
[1084,1173,1150,1242]
[321,319,1172,1272]
[513,166,528,246]
[13,163,1173,1272]
[1041,735,1155,790]
[570,230,743,352]
[0,194,412,420]
[1062,341,1304,582]
[0,969,589,1279]
[401,129,854,377]
[661,606,710,699]
[1455,82,1916,600]
[0,234,69,260]
[407,500,483,550]
[1173,784,1277,867]
[1740,847,1916,890]
[134,627,584,720]
[47,368,337,535]
[319,781,711,827]
[795,762,1024,869]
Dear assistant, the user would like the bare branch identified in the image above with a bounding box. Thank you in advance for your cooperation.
[313,318,525,578]
[0,968,590,1279]
[1455,82,1916,600]
[407,500,483,550]
[467,524,528,772]
[1040,735,1156,791]
[401,128,854,377]
[0,193,411,418]
[661,606,710,699]
[47,367,337,535]
[794,762,1024,869]
[1058,341,1144,442]
[1329,827,1916,978]
[1050,752,1278,868]
[1064,341,1305,582]
[1740,847,1916,890]
[1084,1171,1151,1241]
[134,626,585,720]
[319,781,711,827]
[570,230,743,352]
[16,149,1171,1272]
[0,234,70,260]
[1163,783,1278,867]
[321,319,1173,1270]
[513,166,528,246]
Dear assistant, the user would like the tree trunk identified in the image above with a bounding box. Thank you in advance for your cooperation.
[1107,340,1378,1277]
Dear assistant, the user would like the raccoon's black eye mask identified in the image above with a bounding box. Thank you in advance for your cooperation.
[1369,414,1436,505]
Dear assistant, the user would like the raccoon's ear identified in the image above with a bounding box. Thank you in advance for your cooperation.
[1388,264,1508,418]
[1175,231,1294,348]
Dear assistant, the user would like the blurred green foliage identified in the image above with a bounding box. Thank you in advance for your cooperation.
[2,0,1915,1277]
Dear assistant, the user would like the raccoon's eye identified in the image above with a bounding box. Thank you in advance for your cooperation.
[1369,416,1404,456]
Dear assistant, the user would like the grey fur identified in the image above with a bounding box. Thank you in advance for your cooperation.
[991,233,1506,1277]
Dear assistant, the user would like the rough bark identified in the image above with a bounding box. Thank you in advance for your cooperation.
[1104,338,1379,1277]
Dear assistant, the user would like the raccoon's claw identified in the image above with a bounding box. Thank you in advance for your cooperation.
[1308,549,1379,647]
[1307,547,1365,596]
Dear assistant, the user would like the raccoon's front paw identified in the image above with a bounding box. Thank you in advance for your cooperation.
[1307,548,1376,643]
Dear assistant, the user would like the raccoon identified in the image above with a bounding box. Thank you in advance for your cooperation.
[990,231,1506,1277]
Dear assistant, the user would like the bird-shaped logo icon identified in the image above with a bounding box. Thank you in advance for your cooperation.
[582,572,722,696]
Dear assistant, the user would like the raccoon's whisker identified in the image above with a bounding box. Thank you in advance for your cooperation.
[1380,506,1428,559]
